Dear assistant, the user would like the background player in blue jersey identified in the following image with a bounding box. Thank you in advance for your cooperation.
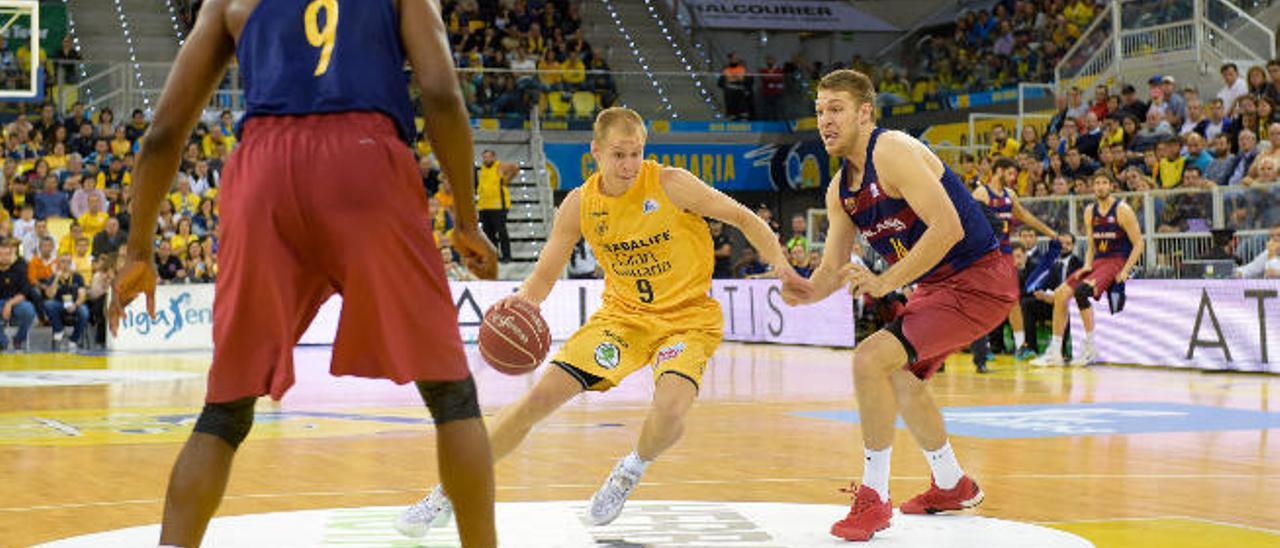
[109,1,499,546]
[970,156,1057,371]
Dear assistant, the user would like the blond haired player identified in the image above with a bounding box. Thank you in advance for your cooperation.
[784,69,1015,541]
[396,107,799,536]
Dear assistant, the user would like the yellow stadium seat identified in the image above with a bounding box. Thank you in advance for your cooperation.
[571,91,599,119]
[547,92,571,119]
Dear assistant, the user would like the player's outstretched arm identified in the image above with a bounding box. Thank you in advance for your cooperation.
[400,0,497,279]
[1117,202,1145,282]
[659,167,795,277]
[112,0,234,333]
[800,175,856,303]
[1010,189,1057,237]
[510,189,582,306]
[872,133,964,290]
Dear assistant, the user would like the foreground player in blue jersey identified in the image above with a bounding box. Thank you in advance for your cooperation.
[109,0,498,546]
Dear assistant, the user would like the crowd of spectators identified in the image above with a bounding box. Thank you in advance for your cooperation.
[173,1,613,120]
[717,0,1106,119]
[439,0,616,119]
[883,0,1103,105]
[955,61,1280,239]
[0,100,231,350]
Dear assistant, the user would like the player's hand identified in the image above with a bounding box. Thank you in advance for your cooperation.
[841,263,893,298]
[1079,264,1093,275]
[1,302,10,321]
[108,259,158,337]
[489,292,537,313]
[1116,269,1130,283]
[453,225,498,280]
[778,267,815,305]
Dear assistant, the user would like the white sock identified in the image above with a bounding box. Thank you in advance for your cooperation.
[1085,331,1095,348]
[1013,331,1025,350]
[1048,335,1063,356]
[924,441,965,489]
[622,451,650,475]
[861,447,891,501]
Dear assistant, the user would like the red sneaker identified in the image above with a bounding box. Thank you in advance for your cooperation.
[900,475,984,514]
[830,484,892,541]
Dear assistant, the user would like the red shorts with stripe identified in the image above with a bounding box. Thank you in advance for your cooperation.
[1065,256,1126,298]
[206,112,468,403]
[889,251,1018,380]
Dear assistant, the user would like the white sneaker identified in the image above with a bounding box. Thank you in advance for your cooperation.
[589,459,643,526]
[1070,345,1098,366]
[394,485,452,539]
[1030,353,1064,367]
[67,340,78,352]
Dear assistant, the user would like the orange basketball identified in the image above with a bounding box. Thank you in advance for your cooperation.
[478,299,551,375]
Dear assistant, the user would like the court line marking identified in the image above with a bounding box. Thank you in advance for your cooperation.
[4,474,1278,513]
[1039,515,1280,535]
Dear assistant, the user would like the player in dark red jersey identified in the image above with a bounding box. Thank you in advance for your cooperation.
[1032,174,1144,367]
[783,69,1016,542]
[109,1,498,546]
[970,156,1057,371]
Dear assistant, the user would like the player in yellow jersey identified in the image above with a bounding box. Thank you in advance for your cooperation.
[396,107,799,537]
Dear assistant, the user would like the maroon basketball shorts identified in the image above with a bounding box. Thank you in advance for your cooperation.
[206,112,468,403]
[887,251,1018,380]
[1066,256,1127,298]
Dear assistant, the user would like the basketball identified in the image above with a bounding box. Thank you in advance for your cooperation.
[478,299,551,375]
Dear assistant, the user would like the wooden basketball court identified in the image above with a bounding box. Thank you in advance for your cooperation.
[2,343,1277,547]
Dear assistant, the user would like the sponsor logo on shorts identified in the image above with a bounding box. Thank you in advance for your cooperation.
[594,342,621,369]
[643,199,659,214]
[652,341,686,367]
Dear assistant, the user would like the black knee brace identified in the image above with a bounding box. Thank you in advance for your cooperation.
[1074,284,1093,310]
[416,376,481,425]
[193,396,256,449]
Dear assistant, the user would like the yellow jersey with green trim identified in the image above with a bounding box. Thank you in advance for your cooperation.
[580,160,714,312]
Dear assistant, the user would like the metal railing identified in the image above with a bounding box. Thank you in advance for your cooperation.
[815,183,1276,278]
[1056,4,1116,93]
[1206,0,1276,56]
[1017,182,1279,271]
[1055,0,1274,95]
[1119,20,1196,58]
[50,61,808,121]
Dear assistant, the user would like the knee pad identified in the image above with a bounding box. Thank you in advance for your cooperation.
[193,397,256,449]
[416,376,481,425]
[1074,284,1093,310]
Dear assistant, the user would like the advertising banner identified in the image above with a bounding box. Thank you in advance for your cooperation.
[683,0,896,32]
[109,283,215,351]
[1070,279,1279,373]
[544,141,838,192]
[302,279,856,347]
[111,280,856,351]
